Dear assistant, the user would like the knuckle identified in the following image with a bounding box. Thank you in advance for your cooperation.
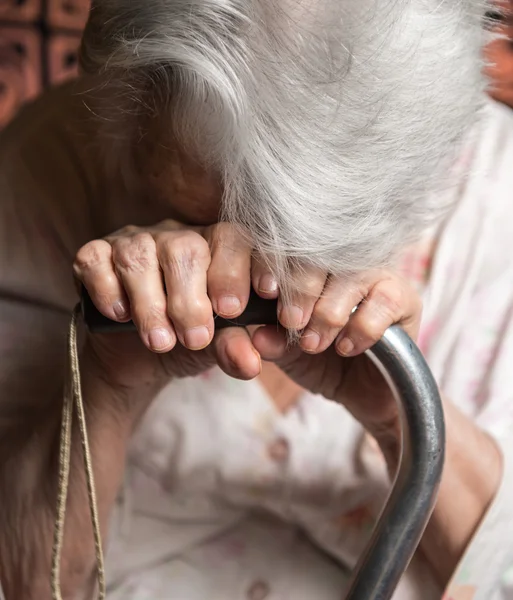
[157,218,182,231]
[344,313,383,347]
[119,224,140,235]
[358,318,385,343]
[298,278,324,298]
[343,275,369,299]
[168,295,211,321]
[133,299,168,328]
[73,240,110,273]
[211,266,244,289]
[159,231,210,272]
[148,298,169,319]
[355,294,400,342]
[313,303,349,330]
[114,233,158,273]
[211,221,234,239]
[369,282,404,317]
[209,222,249,252]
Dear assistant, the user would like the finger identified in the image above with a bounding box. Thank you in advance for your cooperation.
[278,265,327,330]
[252,325,308,379]
[335,275,422,357]
[157,229,215,351]
[204,223,252,318]
[252,325,290,361]
[112,233,176,353]
[252,255,279,299]
[300,275,367,354]
[73,239,130,322]
[214,327,262,380]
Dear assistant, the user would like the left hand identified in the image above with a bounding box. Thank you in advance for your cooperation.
[252,269,422,450]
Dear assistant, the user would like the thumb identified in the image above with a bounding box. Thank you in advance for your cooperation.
[252,325,303,368]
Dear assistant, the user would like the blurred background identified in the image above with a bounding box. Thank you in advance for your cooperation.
[0,0,512,128]
[485,0,513,106]
[0,0,88,128]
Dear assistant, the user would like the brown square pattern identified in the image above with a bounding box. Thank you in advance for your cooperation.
[0,0,42,23]
[47,34,81,85]
[0,27,42,127]
[47,0,90,31]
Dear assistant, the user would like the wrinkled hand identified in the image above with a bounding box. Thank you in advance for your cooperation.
[74,220,261,388]
[252,269,421,442]
[74,220,421,437]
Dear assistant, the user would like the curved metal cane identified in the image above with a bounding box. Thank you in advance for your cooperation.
[346,326,445,600]
[82,288,445,600]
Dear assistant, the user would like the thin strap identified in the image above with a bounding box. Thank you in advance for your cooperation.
[51,305,106,599]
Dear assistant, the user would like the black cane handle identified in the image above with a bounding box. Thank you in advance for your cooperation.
[81,287,279,332]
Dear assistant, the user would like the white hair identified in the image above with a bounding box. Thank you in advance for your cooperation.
[80,0,489,284]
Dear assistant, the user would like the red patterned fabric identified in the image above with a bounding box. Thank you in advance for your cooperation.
[0,0,89,126]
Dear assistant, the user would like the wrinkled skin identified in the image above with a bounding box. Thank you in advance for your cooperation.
[76,218,421,445]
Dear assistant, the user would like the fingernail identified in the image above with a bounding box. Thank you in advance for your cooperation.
[337,337,355,356]
[280,305,304,329]
[258,274,278,295]
[148,328,174,352]
[113,300,129,320]
[184,326,211,350]
[216,295,242,317]
[301,329,321,352]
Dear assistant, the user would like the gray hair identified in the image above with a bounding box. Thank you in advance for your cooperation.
[80,0,488,283]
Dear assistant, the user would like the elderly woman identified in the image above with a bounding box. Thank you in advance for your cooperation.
[0,0,511,599]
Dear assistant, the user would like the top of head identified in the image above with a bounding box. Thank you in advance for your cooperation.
[79,0,489,284]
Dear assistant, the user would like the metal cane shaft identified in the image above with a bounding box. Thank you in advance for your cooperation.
[345,326,445,600]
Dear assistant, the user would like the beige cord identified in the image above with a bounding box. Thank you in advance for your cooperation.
[51,305,106,600]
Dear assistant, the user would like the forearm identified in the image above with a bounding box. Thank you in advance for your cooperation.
[375,398,503,588]
[418,399,502,587]
[0,342,163,599]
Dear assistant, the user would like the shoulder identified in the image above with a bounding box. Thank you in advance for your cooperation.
[0,80,106,310]
[474,100,513,255]
[478,98,513,171]
[450,98,513,257]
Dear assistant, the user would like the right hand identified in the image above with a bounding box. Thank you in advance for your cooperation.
[73,220,265,389]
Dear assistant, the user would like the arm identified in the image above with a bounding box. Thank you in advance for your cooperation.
[0,80,262,598]
[251,272,504,591]
[0,299,164,599]
[416,399,502,587]
[0,82,166,599]
[279,387,504,595]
